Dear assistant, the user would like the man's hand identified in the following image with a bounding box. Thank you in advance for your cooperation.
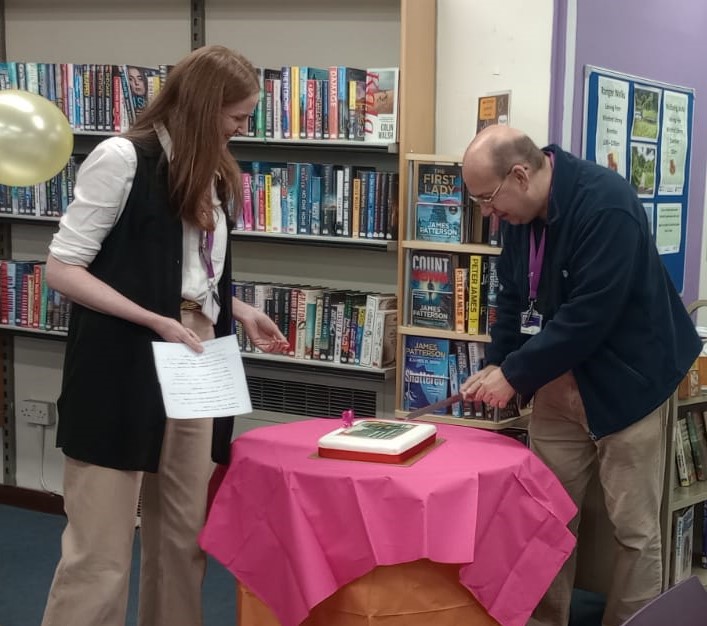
[460,365,516,408]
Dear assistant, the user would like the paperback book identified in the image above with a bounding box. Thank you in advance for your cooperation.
[415,202,463,243]
[403,335,450,415]
[417,163,463,205]
[410,251,456,329]
[364,67,399,144]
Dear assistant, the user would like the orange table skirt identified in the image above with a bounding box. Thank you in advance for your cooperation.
[238,559,501,626]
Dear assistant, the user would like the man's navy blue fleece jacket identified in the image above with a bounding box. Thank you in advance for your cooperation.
[487,145,701,439]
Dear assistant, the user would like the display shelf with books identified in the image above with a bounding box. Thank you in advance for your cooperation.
[397,325,491,343]
[230,230,397,251]
[0,325,67,342]
[231,136,399,154]
[399,240,501,255]
[393,408,524,431]
[243,351,395,381]
[394,153,518,429]
[661,300,707,590]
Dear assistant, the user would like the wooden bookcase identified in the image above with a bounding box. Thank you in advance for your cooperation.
[0,0,438,490]
[661,300,707,590]
[394,153,523,429]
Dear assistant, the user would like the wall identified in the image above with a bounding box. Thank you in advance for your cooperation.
[436,0,555,155]
[560,0,707,305]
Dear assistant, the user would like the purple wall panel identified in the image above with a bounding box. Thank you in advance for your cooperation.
[552,0,707,301]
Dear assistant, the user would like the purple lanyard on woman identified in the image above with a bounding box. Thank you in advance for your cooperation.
[199,229,215,280]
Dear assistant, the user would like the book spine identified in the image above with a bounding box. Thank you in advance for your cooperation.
[467,255,482,335]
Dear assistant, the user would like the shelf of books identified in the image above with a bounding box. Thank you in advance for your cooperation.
[393,408,525,430]
[669,499,707,588]
[396,154,523,430]
[399,240,501,255]
[231,231,397,252]
[243,352,394,381]
[0,324,67,341]
[673,403,707,505]
[398,325,491,343]
[230,136,399,154]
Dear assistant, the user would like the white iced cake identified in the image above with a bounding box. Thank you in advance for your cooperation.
[317,419,437,463]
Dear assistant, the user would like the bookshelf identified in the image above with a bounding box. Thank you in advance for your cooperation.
[394,153,523,429]
[1,0,438,490]
[662,300,707,589]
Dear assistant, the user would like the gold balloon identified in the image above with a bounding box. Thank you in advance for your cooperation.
[0,90,74,187]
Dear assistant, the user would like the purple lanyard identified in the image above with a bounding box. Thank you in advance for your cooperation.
[199,229,215,280]
[528,227,546,301]
[528,150,553,302]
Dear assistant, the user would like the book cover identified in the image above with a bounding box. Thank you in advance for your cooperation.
[360,293,397,367]
[453,267,468,333]
[403,335,450,414]
[370,309,398,369]
[348,78,366,141]
[417,163,463,205]
[119,65,159,123]
[671,505,694,585]
[337,67,366,139]
[410,251,456,330]
[415,202,463,243]
[467,255,488,335]
[486,256,499,334]
[448,352,462,417]
[364,67,399,144]
[686,410,707,481]
[678,415,698,485]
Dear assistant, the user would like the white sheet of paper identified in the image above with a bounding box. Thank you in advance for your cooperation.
[151,334,252,419]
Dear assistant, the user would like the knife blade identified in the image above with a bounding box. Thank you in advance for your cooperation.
[404,393,463,421]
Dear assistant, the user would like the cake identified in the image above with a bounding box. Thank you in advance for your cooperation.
[317,419,437,463]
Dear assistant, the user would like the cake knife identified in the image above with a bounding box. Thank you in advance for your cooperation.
[404,393,463,421]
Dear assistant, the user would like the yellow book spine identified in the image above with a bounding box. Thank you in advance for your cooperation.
[467,255,482,335]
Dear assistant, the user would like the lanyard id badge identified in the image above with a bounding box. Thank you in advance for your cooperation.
[521,227,545,335]
[520,300,543,335]
[199,228,221,324]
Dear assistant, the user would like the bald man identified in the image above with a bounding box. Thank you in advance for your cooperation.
[459,126,700,626]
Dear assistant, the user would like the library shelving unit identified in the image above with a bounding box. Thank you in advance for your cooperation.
[0,0,438,487]
[661,300,707,589]
[394,153,522,430]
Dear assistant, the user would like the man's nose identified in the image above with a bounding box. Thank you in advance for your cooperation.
[479,203,494,217]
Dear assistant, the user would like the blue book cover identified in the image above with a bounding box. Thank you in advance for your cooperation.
[415,202,463,243]
[410,251,455,330]
[403,336,450,414]
[417,163,463,204]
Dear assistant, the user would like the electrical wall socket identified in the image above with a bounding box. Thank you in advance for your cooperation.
[18,399,56,426]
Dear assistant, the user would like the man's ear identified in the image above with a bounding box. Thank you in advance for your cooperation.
[511,164,530,189]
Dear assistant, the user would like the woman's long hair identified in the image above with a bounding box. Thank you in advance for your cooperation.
[124,45,258,229]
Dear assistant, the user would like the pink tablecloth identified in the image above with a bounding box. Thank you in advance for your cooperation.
[199,419,577,626]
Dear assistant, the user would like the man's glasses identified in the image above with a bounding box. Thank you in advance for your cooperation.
[467,165,519,205]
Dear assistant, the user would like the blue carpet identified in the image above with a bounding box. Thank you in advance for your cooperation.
[0,503,235,626]
[0,502,606,626]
